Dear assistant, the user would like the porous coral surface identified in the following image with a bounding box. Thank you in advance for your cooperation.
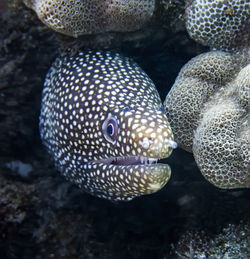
[185,0,250,50]
[23,0,155,37]
[164,49,250,189]
[193,63,250,188]
[163,51,239,152]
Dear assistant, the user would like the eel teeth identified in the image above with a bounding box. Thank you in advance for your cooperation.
[96,156,159,165]
[148,158,158,164]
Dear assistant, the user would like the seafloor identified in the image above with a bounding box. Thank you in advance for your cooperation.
[0,1,249,259]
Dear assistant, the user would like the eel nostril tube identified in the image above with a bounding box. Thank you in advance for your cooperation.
[139,137,151,149]
[166,139,178,149]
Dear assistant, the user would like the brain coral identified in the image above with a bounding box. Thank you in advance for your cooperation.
[164,49,250,189]
[23,0,155,37]
[185,0,250,50]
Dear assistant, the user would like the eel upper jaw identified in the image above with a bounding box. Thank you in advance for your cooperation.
[94,156,160,166]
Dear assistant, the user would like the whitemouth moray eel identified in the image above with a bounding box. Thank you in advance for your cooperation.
[39,50,177,201]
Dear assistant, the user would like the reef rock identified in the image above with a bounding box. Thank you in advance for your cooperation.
[164,49,250,189]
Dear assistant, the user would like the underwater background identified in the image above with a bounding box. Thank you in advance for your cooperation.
[0,1,249,258]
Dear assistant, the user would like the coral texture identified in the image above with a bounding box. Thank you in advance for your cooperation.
[172,219,250,259]
[164,49,250,189]
[185,0,250,50]
[23,0,155,37]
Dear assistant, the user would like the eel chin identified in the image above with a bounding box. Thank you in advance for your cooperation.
[87,156,171,201]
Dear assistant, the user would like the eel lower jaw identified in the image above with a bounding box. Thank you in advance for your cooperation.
[94,156,160,166]
[89,156,171,200]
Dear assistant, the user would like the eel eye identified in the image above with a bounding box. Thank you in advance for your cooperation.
[102,114,119,144]
[107,123,114,136]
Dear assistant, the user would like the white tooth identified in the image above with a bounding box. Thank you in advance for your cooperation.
[149,158,155,164]
[140,156,144,164]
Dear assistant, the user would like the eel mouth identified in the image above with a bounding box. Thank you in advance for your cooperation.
[92,156,171,199]
[95,156,160,166]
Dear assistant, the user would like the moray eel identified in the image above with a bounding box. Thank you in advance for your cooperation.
[39,50,177,201]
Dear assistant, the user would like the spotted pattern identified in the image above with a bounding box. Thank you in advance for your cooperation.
[40,50,175,201]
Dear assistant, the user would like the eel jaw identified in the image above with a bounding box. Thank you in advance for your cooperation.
[84,156,171,201]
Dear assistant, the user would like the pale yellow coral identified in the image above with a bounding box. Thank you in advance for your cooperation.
[164,49,250,189]
[23,0,155,37]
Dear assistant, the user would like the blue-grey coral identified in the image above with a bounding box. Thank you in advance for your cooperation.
[39,50,176,201]
[23,0,155,37]
[185,0,250,50]
[164,49,250,189]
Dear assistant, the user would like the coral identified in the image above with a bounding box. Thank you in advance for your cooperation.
[164,51,238,152]
[164,49,250,189]
[23,0,155,37]
[185,0,250,50]
[171,218,250,259]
